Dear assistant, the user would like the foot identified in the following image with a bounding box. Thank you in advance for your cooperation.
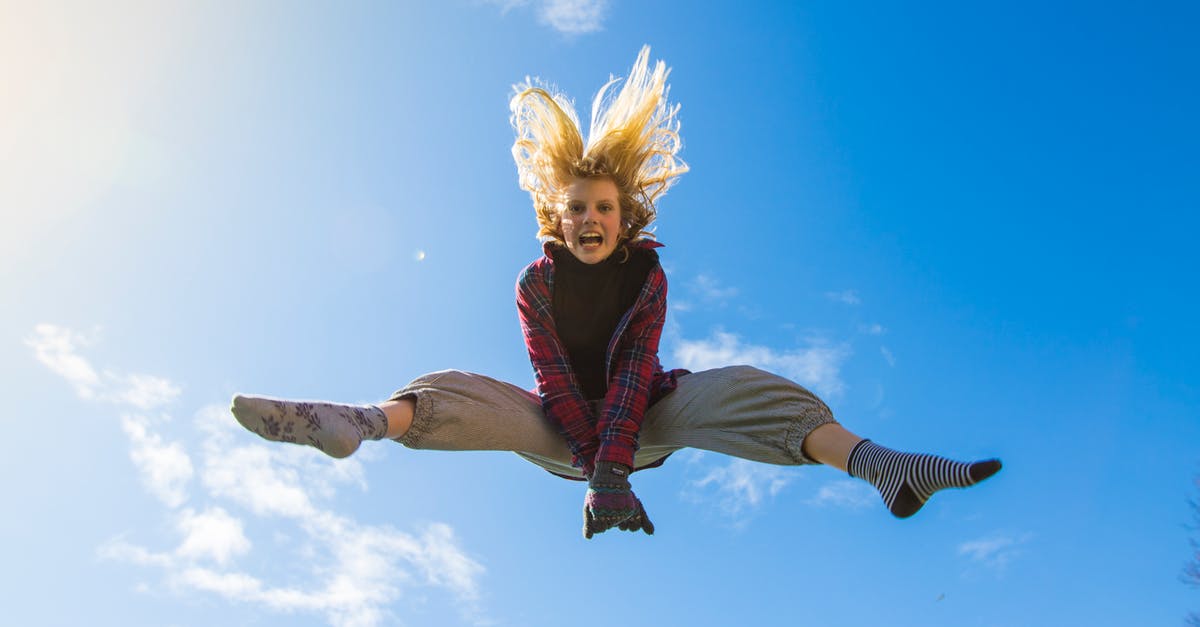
[847,439,1002,518]
[230,394,388,458]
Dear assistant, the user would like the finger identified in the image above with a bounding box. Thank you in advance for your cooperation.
[638,503,655,535]
[583,508,594,539]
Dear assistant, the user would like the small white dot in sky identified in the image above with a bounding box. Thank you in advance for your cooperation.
[414,250,426,262]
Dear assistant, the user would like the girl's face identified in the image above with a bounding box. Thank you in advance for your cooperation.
[559,177,623,264]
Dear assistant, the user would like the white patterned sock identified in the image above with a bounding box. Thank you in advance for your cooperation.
[230,394,388,458]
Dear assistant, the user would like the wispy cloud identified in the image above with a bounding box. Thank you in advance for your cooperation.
[539,0,608,33]
[26,324,101,396]
[481,0,529,13]
[880,346,896,367]
[825,290,861,305]
[175,507,251,566]
[692,274,739,303]
[859,323,886,335]
[805,480,875,510]
[683,455,793,526]
[482,0,608,34]
[26,324,181,409]
[672,330,850,398]
[121,414,194,508]
[957,532,1033,573]
[32,324,486,627]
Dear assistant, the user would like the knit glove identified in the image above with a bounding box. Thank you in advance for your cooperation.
[616,498,655,536]
[583,461,648,538]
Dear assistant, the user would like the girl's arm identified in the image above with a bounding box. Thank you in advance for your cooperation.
[593,264,669,469]
[515,264,601,475]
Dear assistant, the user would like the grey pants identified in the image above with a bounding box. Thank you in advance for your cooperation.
[389,365,837,479]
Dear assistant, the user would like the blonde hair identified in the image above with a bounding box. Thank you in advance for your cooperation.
[510,46,688,243]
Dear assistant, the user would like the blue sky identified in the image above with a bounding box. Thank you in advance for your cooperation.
[4,1,1199,625]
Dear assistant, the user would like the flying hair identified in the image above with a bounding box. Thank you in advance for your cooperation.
[510,46,688,243]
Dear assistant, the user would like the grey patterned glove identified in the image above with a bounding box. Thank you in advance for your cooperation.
[582,461,654,538]
[616,498,655,535]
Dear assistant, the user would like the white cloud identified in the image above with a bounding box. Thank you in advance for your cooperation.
[33,326,486,626]
[673,330,850,398]
[111,372,182,410]
[859,323,886,335]
[202,437,318,519]
[691,274,739,303]
[539,0,608,34]
[27,323,181,409]
[121,414,194,508]
[482,0,608,34]
[684,458,793,524]
[957,532,1033,573]
[119,408,486,626]
[169,516,483,627]
[26,324,102,399]
[805,480,875,510]
[880,346,896,367]
[98,538,174,568]
[825,290,861,305]
[176,567,270,602]
[411,523,487,601]
[175,507,251,565]
[481,0,529,13]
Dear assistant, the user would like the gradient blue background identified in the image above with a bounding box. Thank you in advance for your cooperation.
[4,1,1198,625]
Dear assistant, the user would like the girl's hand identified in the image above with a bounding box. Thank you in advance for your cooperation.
[583,461,641,538]
[616,498,655,536]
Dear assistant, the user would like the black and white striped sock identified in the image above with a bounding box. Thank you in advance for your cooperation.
[847,439,1001,518]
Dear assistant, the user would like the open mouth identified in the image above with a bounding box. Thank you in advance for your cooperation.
[579,233,604,247]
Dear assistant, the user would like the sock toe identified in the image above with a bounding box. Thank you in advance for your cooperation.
[230,394,258,428]
[969,459,1002,483]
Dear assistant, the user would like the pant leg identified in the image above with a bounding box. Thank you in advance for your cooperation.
[637,365,837,466]
[388,369,582,477]
[387,366,837,479]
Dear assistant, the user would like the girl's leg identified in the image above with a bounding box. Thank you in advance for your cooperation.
[379,398,414,439]
[841,438,1001,518]
[231,395,416,455]
[800,422,1002,518]
[640,366,1001,518]
[638,365,835,466]
[232,370,578,475]
[800,422,863,471]
[386,370,573,469]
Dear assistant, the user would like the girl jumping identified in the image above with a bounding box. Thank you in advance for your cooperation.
[231,46,1001,538]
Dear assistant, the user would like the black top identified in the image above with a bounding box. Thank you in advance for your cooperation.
[551,245,657,400]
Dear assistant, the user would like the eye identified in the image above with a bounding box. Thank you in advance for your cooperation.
[566,203,585,214]
[598,203,615,213]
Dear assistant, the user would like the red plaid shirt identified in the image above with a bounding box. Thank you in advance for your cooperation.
[516,240,686,475]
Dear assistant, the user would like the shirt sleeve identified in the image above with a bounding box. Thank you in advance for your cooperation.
[594,264,669,468]
[515,263,601,474]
